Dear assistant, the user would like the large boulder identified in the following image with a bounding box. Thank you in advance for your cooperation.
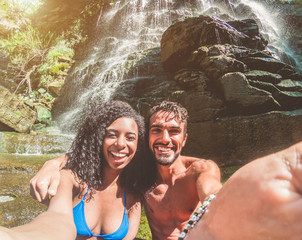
[0,86,37,133]
[161,15,267,72]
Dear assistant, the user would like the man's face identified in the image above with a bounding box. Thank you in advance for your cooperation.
[149,111,187,166]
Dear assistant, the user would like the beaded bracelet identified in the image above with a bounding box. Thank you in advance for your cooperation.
[178,193,216,240]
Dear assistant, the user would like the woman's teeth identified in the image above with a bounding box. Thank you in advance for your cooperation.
[111,152,126,157]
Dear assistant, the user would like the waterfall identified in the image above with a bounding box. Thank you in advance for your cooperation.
[55,0,300,133]
[57,0,177,132]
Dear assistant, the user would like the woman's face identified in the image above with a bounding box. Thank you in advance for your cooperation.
[103,117,138,170]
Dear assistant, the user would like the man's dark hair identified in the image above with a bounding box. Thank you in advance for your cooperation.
[65,100,155,199]
[147,100,188,133]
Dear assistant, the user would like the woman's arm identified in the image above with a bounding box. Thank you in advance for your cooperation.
[0,170,77,240]
[124,198,142,240]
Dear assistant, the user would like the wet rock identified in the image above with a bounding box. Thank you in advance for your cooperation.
[47,81,63,97]
[36,106,52,124]
[218,72,280,109]
[200,55,247,80]
[276,79,302,92]
[186,110,302,166]
[161,15,267,72]
[175,92,224,123]
[0,132,73,154]
[249,80,302,109]
[174,69,208,91]
[0,86,37,133]
[244,70,282,84]
[240,56,288,73]
[161,16,206,72]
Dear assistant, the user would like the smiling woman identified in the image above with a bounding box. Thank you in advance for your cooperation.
[0,100,156,240]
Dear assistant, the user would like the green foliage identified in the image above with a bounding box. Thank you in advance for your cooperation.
[58,19,87,48]
[51,62,69,75]
[46,40,74,63]
[19,88,54,109]
[1,25,44,66]
[136,208,152,239]
[37,40,74,86]
[1,0,42,14]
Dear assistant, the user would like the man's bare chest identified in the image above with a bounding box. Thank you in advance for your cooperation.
[144,183,199,221]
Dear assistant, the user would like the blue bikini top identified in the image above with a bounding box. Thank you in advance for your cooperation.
[73,186,129,240]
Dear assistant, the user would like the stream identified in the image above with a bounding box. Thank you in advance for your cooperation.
[0,154,59,227]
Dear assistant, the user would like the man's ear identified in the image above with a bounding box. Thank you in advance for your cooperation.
[182,133,188,147]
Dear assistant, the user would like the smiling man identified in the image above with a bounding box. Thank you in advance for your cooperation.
[143,101,222,239]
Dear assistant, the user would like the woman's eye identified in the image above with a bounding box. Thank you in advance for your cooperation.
[127,136,136,141]
[106,133,116,138]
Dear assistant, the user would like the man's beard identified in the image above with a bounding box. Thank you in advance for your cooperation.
[153,152,180,166]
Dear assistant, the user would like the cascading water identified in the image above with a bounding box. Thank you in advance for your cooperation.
[56,0,177,132]
[55,0,300,133]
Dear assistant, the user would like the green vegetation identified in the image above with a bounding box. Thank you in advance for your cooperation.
[0,0,116,128]
[137,208,152,239]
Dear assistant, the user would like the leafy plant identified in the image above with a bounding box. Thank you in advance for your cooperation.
[37,40,74,86]
[19,88,54,109]
[1,25,44,66]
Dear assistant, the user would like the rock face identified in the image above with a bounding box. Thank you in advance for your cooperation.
[0,86,37,133]
[157,15,302,165]
[161,16,267,72]
[53,5,302,166]
[187,110,302,165]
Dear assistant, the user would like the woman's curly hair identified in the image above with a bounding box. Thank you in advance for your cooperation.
[65,100,154,197]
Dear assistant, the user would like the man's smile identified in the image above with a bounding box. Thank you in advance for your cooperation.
[154,143,175,154]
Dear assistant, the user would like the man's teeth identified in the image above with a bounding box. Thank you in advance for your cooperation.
[158,147,171,151]
[111,152,126,157]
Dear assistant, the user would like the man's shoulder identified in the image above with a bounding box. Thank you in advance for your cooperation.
[181,156,219,173]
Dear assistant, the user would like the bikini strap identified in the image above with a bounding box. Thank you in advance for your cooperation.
[82,186,90,201]
[124,191,127,213]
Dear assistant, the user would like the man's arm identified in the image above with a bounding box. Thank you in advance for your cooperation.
[187,142,302,240]
[192,159,222,201]
[30,154,67,203]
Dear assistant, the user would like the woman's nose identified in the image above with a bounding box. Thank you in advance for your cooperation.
[116,136,126,148]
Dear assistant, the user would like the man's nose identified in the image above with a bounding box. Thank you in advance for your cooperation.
[160,130,171,143]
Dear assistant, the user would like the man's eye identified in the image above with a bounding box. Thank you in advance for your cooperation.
[151,128,161,133]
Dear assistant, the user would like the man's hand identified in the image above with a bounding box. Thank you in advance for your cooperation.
[187,141,302,240]
[30,155,67,203]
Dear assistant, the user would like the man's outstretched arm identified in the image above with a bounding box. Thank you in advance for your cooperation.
[30,154,67,203]
[187,141,302,240]
[193,159,222,201]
